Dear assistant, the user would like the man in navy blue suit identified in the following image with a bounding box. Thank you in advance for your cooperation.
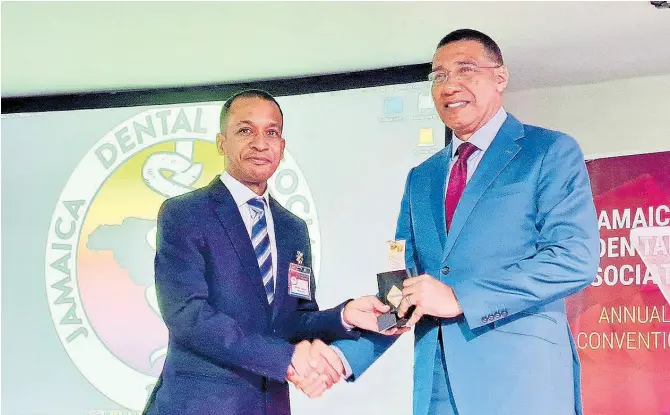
[143,90,397,415]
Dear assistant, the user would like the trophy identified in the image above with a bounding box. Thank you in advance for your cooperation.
[376,240,416,331]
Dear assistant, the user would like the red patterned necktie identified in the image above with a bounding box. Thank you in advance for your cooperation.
[445,142,479,231]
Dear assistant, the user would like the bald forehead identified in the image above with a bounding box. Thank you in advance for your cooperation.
[221,96,283,131]
[433,40,498,68]
[225,97,283,129]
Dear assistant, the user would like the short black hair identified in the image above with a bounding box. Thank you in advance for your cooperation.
[436,29,503,65]
[219,89,283,132]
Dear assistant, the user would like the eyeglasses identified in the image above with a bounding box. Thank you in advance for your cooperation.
[428,63,502,85]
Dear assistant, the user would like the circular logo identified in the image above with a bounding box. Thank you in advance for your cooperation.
[44,104,321,410]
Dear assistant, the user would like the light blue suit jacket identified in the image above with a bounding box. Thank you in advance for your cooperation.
[333,114,599,415]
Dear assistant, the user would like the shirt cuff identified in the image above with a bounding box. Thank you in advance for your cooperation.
[330,345,353,379]
[340,306,355,331]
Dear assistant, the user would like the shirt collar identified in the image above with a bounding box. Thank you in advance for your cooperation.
[220,171,270,208]
[451,107,507,158]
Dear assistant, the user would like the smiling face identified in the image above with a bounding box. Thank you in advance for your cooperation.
[216,96,285,195]
[431,40,509,140]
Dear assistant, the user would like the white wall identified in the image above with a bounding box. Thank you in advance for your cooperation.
[4,2,669,96]
[505,74,670,158]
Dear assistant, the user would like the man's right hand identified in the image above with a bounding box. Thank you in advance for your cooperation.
[286,340,344,398]
[344,295,411,336]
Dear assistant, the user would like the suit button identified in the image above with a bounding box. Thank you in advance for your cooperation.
[501,310,508,318]
[494,311,501,319]
[441,266,450,275]
[481,316,489,324]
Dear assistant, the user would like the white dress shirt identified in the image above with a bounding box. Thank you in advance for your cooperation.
[447,106,507,186]
[221,172,351,332]
[220,171,277,290]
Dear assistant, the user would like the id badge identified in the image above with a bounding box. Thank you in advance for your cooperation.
[288,251,312,300]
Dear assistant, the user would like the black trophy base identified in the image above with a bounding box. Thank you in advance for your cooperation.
[377,312,409,332]
[376,269,415,331]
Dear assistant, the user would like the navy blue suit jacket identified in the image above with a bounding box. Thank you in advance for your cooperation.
[143,176,359,415]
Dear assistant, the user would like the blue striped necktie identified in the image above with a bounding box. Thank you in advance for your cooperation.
[247,197,274,304]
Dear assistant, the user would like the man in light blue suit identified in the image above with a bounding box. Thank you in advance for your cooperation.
[331,29,600,415]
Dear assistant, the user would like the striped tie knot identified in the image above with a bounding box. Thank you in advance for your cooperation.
[247,197,266,216]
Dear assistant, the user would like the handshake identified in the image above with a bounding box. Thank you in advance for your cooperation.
[285,339,346,398]
[285,273,464,398]
[285,295,410,398]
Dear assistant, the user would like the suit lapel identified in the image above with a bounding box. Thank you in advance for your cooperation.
[208,177,272,315]
[269,197,293,320]
[428,145,453,252]
[442,115,525,263]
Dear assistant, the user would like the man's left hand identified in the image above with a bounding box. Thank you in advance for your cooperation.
[397,274,463,327]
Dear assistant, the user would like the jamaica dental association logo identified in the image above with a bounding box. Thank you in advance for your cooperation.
[44,104,321,411]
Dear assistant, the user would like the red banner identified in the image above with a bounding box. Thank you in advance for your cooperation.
[567,151,670,415]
